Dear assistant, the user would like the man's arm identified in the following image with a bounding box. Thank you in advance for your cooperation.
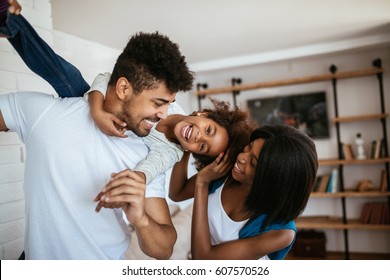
[135,197,177,259]
[95,169,177,259]
[0,111,9,131]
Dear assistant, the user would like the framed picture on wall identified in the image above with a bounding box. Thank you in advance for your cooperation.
[247,91,329,139]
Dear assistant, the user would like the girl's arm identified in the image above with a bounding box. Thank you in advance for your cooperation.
[87,73,127,138]
[134,132,183,184]
[168,152,198,202]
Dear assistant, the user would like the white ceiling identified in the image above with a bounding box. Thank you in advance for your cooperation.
[51,0,390,72]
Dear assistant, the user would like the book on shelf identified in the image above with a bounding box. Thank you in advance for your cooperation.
[341,143,354,160]
[317,174,330,192]
[360,203,372,224]
[370,139,383,159]
[328,168,339,193]
[313,175,322,192]
[359,202,389,225]
[379,169,387,192]
[313,171,338,193]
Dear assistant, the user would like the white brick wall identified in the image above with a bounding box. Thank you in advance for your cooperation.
[0,0,120,259]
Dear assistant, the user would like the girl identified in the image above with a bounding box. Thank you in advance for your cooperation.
[169,125,318,259]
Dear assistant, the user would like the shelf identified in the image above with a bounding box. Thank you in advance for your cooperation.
[295,216,390,230]
[311,191,390,198]
[193,67,383,96]
[333,113,388,123]
[286,251,390,260]
[319,157,390,166]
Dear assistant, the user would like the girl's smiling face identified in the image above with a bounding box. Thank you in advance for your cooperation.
[174,114,229,156]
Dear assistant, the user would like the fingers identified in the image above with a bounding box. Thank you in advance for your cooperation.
[109,128,128,138]
[111,115,127,129]
[109,169,144,184]
[102,181,145,201]
[95,200,124,212]
[110,116,128,138]
[94,169,146,213]
[213,151,225,164]
[93,191,104,202]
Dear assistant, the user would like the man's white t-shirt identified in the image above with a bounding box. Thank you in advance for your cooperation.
[0,92,166,259]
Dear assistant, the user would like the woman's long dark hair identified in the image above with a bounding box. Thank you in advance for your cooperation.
[244,125,318,230]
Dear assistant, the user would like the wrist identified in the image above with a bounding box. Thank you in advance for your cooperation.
[134,171,146,184]
[132,214,150,229]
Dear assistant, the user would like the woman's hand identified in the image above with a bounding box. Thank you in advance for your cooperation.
[196,150,233,186]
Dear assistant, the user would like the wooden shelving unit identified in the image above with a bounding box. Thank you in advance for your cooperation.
[295,217,390,230]
[307,58,390,259]
[319,157,390,166]
[310,191,390,198]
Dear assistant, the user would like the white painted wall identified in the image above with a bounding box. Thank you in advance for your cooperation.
[0,0,389,259]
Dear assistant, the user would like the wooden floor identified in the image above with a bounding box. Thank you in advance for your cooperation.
[286,251,390,260]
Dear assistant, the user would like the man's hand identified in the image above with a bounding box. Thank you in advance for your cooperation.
[94,169,148,227]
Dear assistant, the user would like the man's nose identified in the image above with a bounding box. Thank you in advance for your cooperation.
[156,106,169,120]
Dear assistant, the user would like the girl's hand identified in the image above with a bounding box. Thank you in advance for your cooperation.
[92,109,128,138]
[93,169,146,224]
[196,150,233,186]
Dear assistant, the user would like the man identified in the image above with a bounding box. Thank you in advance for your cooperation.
[0,1,194,260]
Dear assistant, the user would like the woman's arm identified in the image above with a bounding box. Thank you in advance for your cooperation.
[192,223,295,260]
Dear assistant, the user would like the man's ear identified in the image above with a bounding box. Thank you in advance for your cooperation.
[115,77,132,100]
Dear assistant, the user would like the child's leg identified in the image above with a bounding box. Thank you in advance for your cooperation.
[0,12,90,97]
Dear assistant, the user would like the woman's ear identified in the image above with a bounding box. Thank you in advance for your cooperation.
[115,77,132,100]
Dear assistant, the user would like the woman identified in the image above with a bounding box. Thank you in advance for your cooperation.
[169,125,318,259]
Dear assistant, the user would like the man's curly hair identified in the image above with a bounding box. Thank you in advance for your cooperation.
[192,98,257,171]
[109,32,194,94]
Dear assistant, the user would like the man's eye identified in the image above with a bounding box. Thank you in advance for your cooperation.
[200,143,205,151]
[206,126,211,134]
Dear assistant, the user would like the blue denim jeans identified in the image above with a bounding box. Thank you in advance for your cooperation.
[0,13,90,97]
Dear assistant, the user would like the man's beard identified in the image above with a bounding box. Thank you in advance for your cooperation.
[120,99,151,137]
[120,115,150,137]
